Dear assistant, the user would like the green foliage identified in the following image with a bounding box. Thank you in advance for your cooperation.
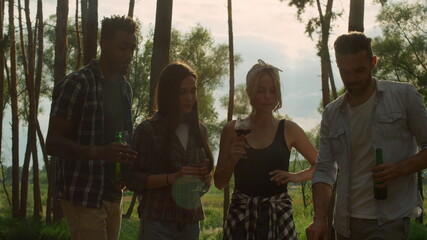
[43,15,87,83]
[409,220,427,240]
[282,0,342,43]
[372,1,427,103]
[169,24,242,125]
[119,218,139,240]
[0,217,70,240]
[220,83,250,118]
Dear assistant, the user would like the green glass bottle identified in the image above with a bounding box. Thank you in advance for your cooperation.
[374,148,387,200]
[114,131,124,183]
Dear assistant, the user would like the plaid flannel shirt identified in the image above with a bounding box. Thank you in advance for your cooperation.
[50,60,133,208]
[224,191,297,240]
[127,113,208,223]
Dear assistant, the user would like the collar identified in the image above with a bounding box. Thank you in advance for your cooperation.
[87,59,104,82]
[338,78,383,112]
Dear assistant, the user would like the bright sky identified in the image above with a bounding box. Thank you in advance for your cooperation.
[3,0,384,165]
[39,0,383,130]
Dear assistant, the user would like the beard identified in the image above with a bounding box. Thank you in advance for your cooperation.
[345,76,373,96]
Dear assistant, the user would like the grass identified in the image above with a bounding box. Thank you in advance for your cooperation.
[1,181,427,239]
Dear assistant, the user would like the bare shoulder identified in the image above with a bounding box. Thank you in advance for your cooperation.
[284,119,307,146]
[284,119,303,133]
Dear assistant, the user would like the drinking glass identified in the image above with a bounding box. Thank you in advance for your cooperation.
[234,117,251,159]
[188,147,208,193]
[234,117,251,136]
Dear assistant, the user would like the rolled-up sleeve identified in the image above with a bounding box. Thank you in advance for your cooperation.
[312,107,338,187]
[126,122,152,193]
[405,85,427,150]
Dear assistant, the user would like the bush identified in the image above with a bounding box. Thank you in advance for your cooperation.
[0,217,70,240]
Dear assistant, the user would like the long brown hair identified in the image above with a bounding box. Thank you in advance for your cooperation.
[154,62,214,171]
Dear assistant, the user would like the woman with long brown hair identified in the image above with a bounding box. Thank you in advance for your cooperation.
[127,62,214,239]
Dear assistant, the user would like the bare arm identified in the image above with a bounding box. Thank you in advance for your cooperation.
[46,116,136,163]
[214,121,247,189]
[306,182,332,240]
[270,120,318,184]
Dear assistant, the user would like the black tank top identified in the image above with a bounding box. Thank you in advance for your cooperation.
[234,120,290,197]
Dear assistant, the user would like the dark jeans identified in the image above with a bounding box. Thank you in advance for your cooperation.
[139,216,199,240]
[336,217,410,240]
[234,203,269,240]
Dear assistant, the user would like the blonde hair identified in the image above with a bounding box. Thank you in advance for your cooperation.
[246,60,282,112]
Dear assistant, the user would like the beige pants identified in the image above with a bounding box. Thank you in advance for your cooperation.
[60,199,122,240]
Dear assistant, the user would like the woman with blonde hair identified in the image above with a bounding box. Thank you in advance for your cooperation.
[214,59,317,240]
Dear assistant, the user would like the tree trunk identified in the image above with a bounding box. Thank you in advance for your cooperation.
[17,0,39,218]
[128,0,135,18]
[223,0,235,224]
[0,0,5,207]
[54,0,69,83]
[416,171,424,223]
[84,0,97,64]
[9,0,20,219]
[149,0,173,114]
[0,159,11,205]
[75,0,82,70]
[81,0,87,63]
[348,0,364,32]
[123,192,137,218]
[24,0,42,219]
[35,0,43,108]
[53,0,69,222]
[327,49,337,100]
[316,0,336,238]
[34,0,50,222]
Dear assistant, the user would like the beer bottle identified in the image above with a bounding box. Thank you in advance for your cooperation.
[114,131,124,183]
[374,148,387,200]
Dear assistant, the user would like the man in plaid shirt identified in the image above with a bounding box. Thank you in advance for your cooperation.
[46,16,138,240]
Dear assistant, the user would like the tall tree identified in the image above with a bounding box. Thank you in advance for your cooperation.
[53,0,69,221]
[54,0,69,83]
[128,0,135,18]
[75,0,82,69]
[282,0,340,238]
[223,0,235,223]
[0,0,5,209]
[149,0,173,113]
[35,0,50,222]
[124,3,138,214]
[84,0,97,64]
[25,0,42,219]
[348,0,364,32]
[18,0,41,218]
[81,0,88,63]
[283,0,339,106]
[9,0,20,219]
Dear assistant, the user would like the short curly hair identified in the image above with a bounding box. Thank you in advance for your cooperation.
[100,15,137,40]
